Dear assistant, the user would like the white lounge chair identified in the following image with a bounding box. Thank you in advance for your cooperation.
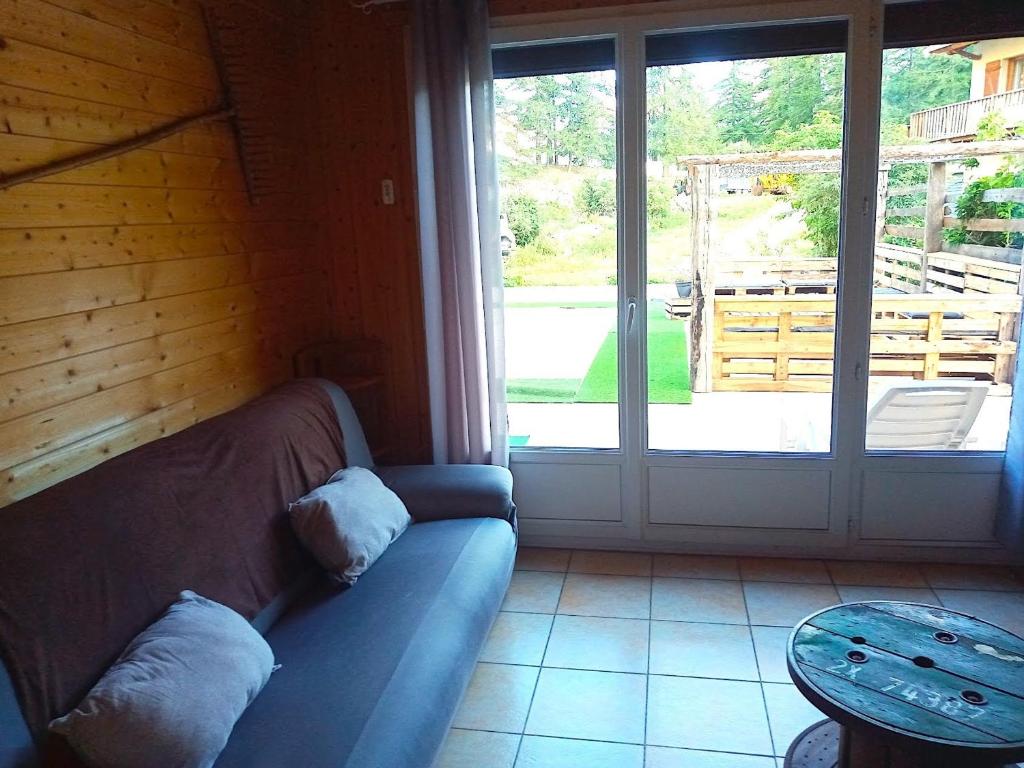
[865,384,988,450]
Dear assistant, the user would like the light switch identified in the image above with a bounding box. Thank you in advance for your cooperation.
[381,179,395,205]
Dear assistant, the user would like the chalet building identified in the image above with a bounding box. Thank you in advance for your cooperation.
[910,37,1024,141]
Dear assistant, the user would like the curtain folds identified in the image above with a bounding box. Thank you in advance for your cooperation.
[413,0,508,466]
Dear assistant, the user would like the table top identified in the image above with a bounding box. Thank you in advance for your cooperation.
[787,601,1024,758]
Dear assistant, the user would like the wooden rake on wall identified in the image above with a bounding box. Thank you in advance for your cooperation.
[0,2,286,202]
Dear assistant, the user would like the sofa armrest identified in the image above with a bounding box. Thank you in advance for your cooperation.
[374,465,516,527]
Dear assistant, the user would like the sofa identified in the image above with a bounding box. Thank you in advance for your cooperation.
[0,379,517,768]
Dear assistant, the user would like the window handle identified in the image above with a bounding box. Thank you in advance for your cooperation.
[626,297,637,334]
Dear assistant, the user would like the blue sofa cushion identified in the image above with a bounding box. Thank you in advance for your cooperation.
[214,516,515,768]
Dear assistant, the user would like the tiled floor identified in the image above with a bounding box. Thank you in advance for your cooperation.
[436,549,1024,768]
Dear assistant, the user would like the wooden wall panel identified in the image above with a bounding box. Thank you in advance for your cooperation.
[0,0,332,506]
[311,0,431,463]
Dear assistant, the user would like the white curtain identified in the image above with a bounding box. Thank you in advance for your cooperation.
[412,0,509,466]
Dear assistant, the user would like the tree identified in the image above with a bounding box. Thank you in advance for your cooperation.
[759,54,844,138]
[771,110,843,150]
[880,47,971,131]
[506,74,613,166]
[714,63,763,146]
[647,66,720,162]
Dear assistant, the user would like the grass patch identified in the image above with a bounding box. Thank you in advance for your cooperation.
[576,306,691,404]
[507,303,691,405]
[506,378,580,403]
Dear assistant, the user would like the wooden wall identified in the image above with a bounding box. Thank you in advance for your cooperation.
[311,1,432,463]
[0,0,333,505]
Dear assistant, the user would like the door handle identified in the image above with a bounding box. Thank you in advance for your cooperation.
[626,297,637,334]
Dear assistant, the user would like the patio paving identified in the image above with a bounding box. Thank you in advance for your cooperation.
[508,384,1011,452]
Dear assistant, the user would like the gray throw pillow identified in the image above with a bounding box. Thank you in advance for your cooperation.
[50,591,274,768]
[290,466,411,585]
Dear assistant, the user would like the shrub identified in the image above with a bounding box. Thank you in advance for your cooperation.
[576,178,616,217]
[647,180,675,229]
[947,168,1024,249]
[506,195,540,247]
[976,111,1008,141]
[790,173,841,257]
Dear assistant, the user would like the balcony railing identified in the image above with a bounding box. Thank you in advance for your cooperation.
[909,89,1024,141]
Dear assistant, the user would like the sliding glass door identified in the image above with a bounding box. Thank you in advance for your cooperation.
[643,25,847,454]
[491,1,1017,553]
[495,54,620,450]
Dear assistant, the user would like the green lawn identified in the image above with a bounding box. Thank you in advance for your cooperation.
[507,303,692,405]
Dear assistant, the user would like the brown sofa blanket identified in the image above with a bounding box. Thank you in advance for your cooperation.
[0,379,346,745]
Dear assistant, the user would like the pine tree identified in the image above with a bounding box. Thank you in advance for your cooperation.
[714,63,763,146]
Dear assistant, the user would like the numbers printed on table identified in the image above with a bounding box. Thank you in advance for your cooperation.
[880,677,986,720]
[826,658,862,679]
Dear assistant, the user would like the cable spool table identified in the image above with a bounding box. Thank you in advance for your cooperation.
[786,601,1024,768]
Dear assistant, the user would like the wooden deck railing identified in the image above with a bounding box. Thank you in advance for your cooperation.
[909,89,1024,141]
[711,293,1022,392]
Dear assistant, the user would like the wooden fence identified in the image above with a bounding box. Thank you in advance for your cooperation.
[874,242,1022,295]
[680,144,1024,393]
[711,293,1022,393]
[714,256,838,284]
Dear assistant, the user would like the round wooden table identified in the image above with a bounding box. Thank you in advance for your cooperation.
[786,601,1024,768]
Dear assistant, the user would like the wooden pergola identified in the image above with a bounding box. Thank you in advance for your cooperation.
[679,140,1024,393]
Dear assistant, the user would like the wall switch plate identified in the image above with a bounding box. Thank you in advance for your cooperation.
[381,179,395,205]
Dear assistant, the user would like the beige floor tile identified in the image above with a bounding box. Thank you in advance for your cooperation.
[651,577,748,624]
[920,563,1024,592]
[649,621,758,681]
[835,585,939,605]
[516,547,572,573]
[525,667,647,743]
[645,746,777,768]
[515,735,643,768]
[543,615,649,673]
[647,676,773,755]
[762,683,826,757]
[569,550,653,577]
[436,729,520,768]
[826,561,927,587]
[453,663,538,732]
[743,582,839,627]
[503,571,565,614]
[739,558,831,584]
[557,573,652,619]
[751,625,793,684]
[481,612,554,666]
[934,589,1024,635]
[653,554,740,581]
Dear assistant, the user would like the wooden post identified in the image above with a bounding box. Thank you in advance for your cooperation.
[922,161,947,292]
[923,310,943,380]
[875,165,890,243]
[689,163,717,393]
[776,311,792,384]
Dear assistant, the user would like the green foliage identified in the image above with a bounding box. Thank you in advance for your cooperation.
[976,111,1009,141]
[760,54,844,138]
[948,169,1024,249]
[576,178,616,217]
[771,110,843,150]
[647,66,721,160]
[501,74,614,167]
[880,46,972,129]
[790,174,841,257]
[646,180,675,229]
[506,195,540,246]
[714,63,763,146]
